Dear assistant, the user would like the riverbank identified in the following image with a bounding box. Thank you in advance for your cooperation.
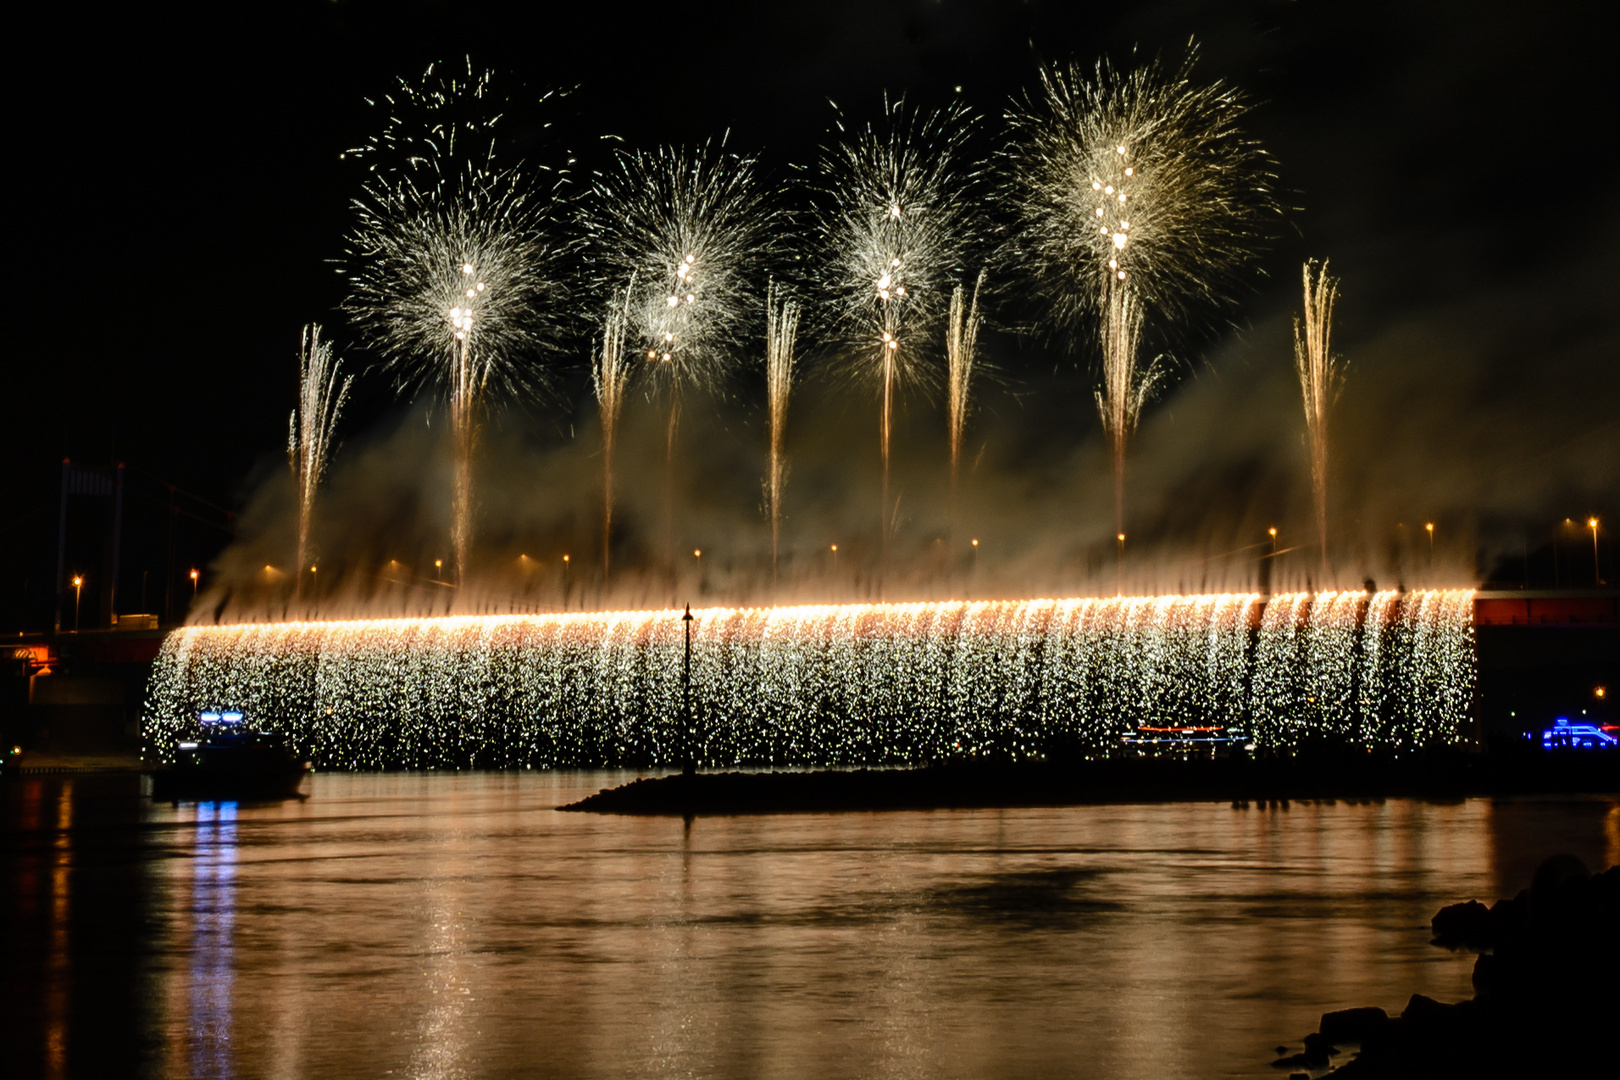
[1273,856,1619,1078]
[559,752,1620,815]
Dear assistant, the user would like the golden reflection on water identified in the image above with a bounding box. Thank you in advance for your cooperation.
[9,775,1608,1079]
[45,782,73,1080]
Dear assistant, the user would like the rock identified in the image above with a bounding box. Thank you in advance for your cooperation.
[1302,1031,1340,1057]
[1318,1005,1389,1044]
[1400,992,1458,1028]
[1430,898,1494,948]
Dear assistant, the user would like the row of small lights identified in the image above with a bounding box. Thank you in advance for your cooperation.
[150,520,1607,596]
[252,538,988,578]
[82,518,1602,593]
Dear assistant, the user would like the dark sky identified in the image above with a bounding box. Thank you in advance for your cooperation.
[7,0,1616,626]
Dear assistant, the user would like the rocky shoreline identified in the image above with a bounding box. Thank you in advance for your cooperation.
[558,753,1620,815]
[1273,856,1619,1078]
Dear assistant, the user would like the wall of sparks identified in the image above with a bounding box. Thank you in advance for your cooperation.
[141,591,1475,769]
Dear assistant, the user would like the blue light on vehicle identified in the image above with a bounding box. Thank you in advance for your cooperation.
[1541,717,1619,750]
[199,712,221,724]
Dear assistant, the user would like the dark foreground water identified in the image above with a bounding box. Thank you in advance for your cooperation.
[3,773,1617,1080]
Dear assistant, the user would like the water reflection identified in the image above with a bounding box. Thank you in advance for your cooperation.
[186,802,238,1080]
[3,775,1618,1079]
[46,782,73,1080]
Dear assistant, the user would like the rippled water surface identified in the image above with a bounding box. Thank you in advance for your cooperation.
[4,772,1617,1079]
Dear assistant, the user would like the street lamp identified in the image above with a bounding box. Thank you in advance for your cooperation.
[1425,523,1435,566]
[71,575,83,631]
[189,568,199,600]
[1588,518,1601,586]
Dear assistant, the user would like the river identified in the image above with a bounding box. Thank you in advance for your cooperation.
[3,772,1616,1079]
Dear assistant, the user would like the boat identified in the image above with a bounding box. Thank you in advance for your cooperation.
[150,711,312,801]
[1539,716,1619,751]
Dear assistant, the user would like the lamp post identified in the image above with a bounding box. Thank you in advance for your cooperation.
[71,575,83,632]
[681,603,695,776]
[189,568,199,601]
[1425,522,1435,567]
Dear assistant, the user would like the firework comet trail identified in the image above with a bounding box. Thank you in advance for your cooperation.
[815,97,983,589]
[765,283,800,586]
[1294,259,1343,576]
[946,269,985,547]
[342,60,570,588]
[594,284,632,586]
[583,141,782,584]
[288,324,352,601]
[1006,49,1276,544]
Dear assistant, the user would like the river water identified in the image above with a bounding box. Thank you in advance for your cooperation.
[3,772,1617,1080]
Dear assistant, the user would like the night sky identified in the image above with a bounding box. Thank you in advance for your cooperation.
[7,0,1615,628]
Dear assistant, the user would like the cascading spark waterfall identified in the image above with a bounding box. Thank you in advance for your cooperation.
[143,591,1475,769]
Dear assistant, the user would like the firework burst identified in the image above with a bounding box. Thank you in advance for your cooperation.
[342,60,571,586]
[1294,259,1344,576]
[813,96,984,577]
[287,324,352,601]
[582,140,783,573]
[582,140,780,394]
[1005,50,1276,538]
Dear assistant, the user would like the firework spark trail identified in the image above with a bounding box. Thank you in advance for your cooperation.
[1006,50,1276,543]
[765,283,801,587]
[594,285,633,586]
[143,592,1475,768]
[1294,260,1344,576]
[1302,590,1366,741]
[582,140,781,581]
[287,324,352,602]
[946,270,985,545]
[815,97,983,589]
[342,61,570,588]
